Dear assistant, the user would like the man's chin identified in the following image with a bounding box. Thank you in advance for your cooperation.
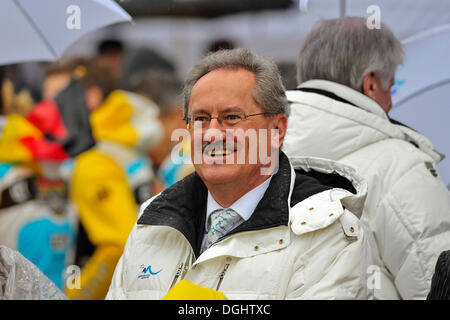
[195,164,240,186]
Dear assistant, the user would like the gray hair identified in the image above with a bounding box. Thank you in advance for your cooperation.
[296,16,404,91]
[183,48,289,118]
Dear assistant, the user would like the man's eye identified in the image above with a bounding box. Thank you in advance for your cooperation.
[194,116,209,122]
[224,114,241,121]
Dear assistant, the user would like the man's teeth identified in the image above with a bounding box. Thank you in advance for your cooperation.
[207,149,233,156]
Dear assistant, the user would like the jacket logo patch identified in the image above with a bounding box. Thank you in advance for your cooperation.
[138,264,162,279]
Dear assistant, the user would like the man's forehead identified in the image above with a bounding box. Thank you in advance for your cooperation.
[188,68,258,110]
[192,68,256,91]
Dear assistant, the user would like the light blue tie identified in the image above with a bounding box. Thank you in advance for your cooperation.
[201,208,244,253]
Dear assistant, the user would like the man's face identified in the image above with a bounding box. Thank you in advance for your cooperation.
[187,68,286,190]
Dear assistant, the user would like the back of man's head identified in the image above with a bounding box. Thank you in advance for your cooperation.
[296,16,404,92]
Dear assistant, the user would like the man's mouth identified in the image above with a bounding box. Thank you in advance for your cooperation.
[203,141,236,157]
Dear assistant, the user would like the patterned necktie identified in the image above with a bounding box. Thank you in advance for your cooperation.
[201,208,244,253]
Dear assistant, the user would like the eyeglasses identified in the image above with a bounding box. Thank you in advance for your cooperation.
[185,111,276,129]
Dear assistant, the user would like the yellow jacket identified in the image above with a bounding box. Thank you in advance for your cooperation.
[66,91,162,300]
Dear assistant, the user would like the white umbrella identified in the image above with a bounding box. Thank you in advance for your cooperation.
[392,26,450,107]
[0,0,131,65]
[305,0,450,40]
[390,26,450,187]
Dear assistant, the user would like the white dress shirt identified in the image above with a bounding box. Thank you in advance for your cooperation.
[204,176,273,235]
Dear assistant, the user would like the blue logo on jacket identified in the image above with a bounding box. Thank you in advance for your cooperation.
[138,264,162,279]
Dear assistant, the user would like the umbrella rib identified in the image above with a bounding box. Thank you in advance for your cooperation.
[12,0,58,59]
[394,78,450,108]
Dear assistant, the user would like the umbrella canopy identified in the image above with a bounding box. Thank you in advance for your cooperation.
[0,0,131,65]
[392,26,450,107]
[390,26,450,187]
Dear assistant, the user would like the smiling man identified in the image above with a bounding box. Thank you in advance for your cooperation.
[106,48,384,300]
[188,66,283,208]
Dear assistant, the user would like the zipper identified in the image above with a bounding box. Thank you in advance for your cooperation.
[180,264,189,280]
[169,263,184,289]
[169,254,193,290]
[216,263,230,291]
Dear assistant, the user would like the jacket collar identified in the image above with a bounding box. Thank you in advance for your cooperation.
[137,151,359,260]
[297,79,389,120]
[291,80,443,163]
[287,81,407,148]
[138,152,294,258]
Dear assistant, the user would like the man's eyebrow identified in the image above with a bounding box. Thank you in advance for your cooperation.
[190,108,210,114]
[190,106,243,114]
[222,106,243,113]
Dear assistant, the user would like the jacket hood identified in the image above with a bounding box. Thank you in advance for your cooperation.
[284,80,443,163]
[289,155,367,219]
[90,90,163,152]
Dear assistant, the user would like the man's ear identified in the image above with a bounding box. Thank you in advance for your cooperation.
[271,113,287,148]
[362,72,378,100]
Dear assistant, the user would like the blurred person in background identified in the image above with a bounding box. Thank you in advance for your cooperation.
[96,39,124,81]
[205,38,236,54]
[130,69,194,192]
[122,47,176,90]
[1,65,34,117]
[62,58,164,300]
[27,61,74,147]
[283,16,450,299]
[0,68,76,290]
[41,62,73,101]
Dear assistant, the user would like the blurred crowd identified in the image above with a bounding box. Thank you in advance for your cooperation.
[1,16,449,301]
[0,39,196,299]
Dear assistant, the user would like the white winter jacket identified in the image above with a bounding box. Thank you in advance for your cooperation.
[107,152,391,300]
[283,80,450,299]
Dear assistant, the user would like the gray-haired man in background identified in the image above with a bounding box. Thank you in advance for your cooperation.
[283,16,450,299]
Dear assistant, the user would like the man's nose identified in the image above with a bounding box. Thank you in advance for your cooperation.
[208,117,222,130]
[203,120,225,144]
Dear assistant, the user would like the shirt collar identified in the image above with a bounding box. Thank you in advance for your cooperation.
[205,176,273,232]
